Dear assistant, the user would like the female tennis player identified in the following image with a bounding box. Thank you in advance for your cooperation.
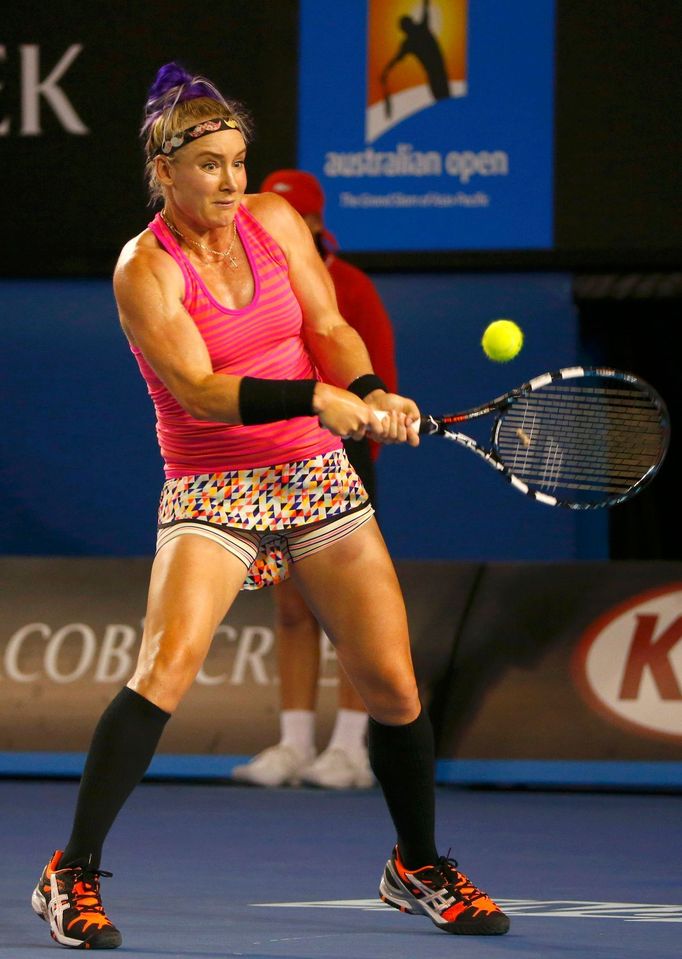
[30,62,509,948]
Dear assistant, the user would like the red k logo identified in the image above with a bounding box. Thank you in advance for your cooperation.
[619,614,682,701]
[573,584,682,743]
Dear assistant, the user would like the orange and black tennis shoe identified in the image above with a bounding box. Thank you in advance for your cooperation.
[31,850,122,949]
[379,845,510,935]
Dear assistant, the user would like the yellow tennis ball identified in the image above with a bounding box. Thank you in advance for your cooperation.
[481,319,524,362]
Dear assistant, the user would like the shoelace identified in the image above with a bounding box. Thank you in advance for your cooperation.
[70,869,113,915]
[435,854,487,903]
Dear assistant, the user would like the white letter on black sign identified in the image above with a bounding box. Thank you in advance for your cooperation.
[20,44,88,135]
[0,46,9,134]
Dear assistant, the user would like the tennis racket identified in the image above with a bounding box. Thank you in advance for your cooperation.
[380,366,670,510]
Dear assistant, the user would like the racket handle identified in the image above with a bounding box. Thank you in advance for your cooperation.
[372,410,423,433]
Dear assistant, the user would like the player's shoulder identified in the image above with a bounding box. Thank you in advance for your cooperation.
[243,192,308,256]
[116,227,161,268]
[243,191,298,228]
[114,228,180,291]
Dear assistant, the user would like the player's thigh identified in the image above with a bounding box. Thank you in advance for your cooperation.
[292,518,419,719]
[133,533,249,703]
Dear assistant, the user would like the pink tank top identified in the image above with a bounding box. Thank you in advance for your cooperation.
[131,206,341,478]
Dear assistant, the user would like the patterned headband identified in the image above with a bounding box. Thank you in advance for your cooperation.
[154,116,240,157]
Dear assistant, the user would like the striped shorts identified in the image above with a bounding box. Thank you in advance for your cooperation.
[156,449,374,590]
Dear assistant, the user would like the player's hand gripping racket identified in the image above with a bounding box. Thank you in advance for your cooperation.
[378,367,670,510]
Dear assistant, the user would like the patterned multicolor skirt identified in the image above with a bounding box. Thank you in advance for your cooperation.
[156,448,373,589]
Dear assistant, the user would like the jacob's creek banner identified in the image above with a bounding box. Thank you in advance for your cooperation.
[0,558,470,756]
[1,558,681,765]
[298,0,555,251]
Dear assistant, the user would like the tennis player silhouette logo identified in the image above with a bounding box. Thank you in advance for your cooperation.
[366,0,467,142]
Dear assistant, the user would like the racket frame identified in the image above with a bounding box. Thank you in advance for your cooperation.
[421,366,670,510]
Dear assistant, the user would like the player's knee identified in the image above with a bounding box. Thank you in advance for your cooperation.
[131,635,203,711]
[365,676,420,725]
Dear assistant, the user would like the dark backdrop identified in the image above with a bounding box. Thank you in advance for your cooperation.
[553,0,682,270]
[1,1,299,275]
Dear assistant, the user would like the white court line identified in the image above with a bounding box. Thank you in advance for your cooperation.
[252,898,682,923]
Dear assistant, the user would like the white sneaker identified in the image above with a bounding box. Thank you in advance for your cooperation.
[300,746,375,789]
[231,744,314,787]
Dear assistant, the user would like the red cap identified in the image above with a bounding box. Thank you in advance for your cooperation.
[260,169,325,217]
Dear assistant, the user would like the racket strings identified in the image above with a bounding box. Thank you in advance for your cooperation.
[499,426,662,451]
[495,454,658,480]
[495,384,666,500]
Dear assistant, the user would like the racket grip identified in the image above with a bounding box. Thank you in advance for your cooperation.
[372,410,423,433]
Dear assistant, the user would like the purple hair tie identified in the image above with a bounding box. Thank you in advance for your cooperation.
[143,62,227,130]
[147,62,192,102]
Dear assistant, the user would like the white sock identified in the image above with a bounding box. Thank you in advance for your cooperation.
[279,710,316,757]
[327,709,369,754]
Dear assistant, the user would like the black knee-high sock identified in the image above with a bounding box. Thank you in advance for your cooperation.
[61,687,170,870]
[368,709,438,869]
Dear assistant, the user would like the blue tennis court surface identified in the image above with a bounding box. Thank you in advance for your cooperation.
[2,780,679,958]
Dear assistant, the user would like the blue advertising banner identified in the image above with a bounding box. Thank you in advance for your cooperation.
[298,0,555,252]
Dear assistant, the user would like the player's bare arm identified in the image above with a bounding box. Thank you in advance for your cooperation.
[249,194,375,381]
[249,194,419,444]
[114,236,244,422]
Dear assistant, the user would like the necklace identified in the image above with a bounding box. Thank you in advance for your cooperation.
[161,210,239,268]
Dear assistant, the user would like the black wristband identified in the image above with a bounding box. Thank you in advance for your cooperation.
[239,377,317,425]
[346,373,388,399]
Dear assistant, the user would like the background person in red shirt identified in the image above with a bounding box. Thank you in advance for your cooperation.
[232,169,398,789]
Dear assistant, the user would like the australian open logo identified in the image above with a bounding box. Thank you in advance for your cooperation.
[366,0,467,143]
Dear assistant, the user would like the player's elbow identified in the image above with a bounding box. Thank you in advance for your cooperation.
[175,389,211,421]
[175,375,237,423]
[181,396,214,421]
